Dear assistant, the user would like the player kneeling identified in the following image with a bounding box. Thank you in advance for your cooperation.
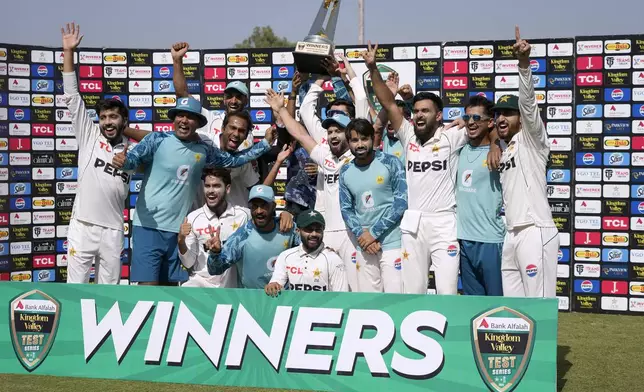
[265,210,348,295]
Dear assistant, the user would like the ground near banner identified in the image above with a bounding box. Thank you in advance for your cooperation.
[0,312,638,392]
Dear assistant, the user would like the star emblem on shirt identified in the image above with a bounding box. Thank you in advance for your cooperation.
[313,268,321,277]
[232,221,240,230]
[376,175,384,184]
[343,158,352,164]
[482,160,488,167]
[432,144,440,153]
[394,151,401,157]
[69,247,77,256]
[195,154,202,162]
[402,250,409,260]
[356,262,361,271]
[283,240,289,249]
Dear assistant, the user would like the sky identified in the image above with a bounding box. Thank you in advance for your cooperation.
[1,0,642,50]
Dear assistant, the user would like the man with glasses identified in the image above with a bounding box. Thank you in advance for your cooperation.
[456,96,505,296]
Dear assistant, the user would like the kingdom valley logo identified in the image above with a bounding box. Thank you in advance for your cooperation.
[9,290,61,371]
[471,306,535,392]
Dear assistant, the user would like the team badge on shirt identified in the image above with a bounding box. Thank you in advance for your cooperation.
[232,221,240,230]
[283,240,289,249]
[195,154,202,162]
[394,151,401,158]
[313,268,321,278]
[361,191,375,209]
[432,144,440,154]
[376,175,384,184]
[402,250,410,260]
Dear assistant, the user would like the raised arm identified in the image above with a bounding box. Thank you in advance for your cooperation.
[514,26,547,149]
[265,89,318,155]
[123,127,151,142]
[339,165,364,240]
[369,155,408,240]
[206,130,273,168]
[363,41,404,131]
[263,142,294,186]
[300,77,328,144]
[171,42,190,98]
[116,131,165,171]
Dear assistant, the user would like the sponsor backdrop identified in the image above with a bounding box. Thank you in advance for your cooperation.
[0,283,558,391]
[0,36,643,314]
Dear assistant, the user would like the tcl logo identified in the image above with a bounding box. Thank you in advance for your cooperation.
[33,255,55,268]
[443,76,468,89]
[287,266,304,275]
[79,80,103,92]
[204,82,226,94]
[0,214,8,224]
[577,73,603,86]
[154,123,174,132]
[32,124,54,136]
[576,56,603,71]
[574,231,601,245]
[602,217,629,230]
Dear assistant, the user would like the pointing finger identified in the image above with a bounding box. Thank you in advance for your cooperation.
[515,25,521,43]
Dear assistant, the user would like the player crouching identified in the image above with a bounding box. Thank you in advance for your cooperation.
[265,210,348,295]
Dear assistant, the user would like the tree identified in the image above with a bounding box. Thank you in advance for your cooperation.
[234,26,296,49]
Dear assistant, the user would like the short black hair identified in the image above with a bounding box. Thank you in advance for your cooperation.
[222,110,253,136]
[345,118,374,140]
[326,99,356,119]
[465,95,494,118]
[95,99,128,120]
[201,167,232,186]
[395,99,412,119]
[412,92,444,112]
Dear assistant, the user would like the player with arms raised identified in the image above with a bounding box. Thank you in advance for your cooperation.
[489,27,559,298]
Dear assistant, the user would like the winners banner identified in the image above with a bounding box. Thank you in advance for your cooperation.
[0,283,557,391]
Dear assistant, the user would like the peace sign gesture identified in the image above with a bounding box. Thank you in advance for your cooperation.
[362,40,378,70]
[205,224,222,253]
[513,25,531,68]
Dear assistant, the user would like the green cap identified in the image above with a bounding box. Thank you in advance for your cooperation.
[295,209,326,229]
[492,94,520,111]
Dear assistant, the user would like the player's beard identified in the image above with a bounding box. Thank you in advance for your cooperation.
[301,232,322,252]
[100,121,125,143]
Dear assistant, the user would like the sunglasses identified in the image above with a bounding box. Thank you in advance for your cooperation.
[462,114,491,122]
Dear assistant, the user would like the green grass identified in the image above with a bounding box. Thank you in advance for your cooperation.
[1,312,642,391]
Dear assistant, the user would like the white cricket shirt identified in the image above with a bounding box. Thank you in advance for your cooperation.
[194,108,259,208]
[498,67,555,230]
[396,120,468,212]
[270,243,348,291]
[178,203,250,286]
[63,71,133,231]
[309,145,354,232]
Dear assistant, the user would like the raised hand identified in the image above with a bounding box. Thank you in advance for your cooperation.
[292,71,303,91]
[112,139,128,169]
[321,56,342,78]
[171,42,190,62]
[205,225,221,253]
[362,40,378,70]
[398,84,413,101]
[264,123,277,145]
[178,217,191,242]
[277,141,295,163]
[339,54,357,80]
[61,22,84,51]
[264,88,285,113]
[385,71,400,97]
[513,26,531,68]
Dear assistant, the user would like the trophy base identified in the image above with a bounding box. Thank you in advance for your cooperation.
[293,40,334,75]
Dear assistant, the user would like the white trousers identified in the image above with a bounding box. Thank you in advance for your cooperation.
[401,211,460,295]
[66,219,123,284]
[501,225,559,298]
[355,248,403,293]
[324,229,359,291]
[182,267,238,288]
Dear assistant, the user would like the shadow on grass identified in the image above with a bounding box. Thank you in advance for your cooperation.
[557,345,572,392]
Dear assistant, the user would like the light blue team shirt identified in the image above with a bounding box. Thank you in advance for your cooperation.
[339,150,408,251]
[207,218,300,289]
[456,143,506,243]
[122,132,270,233]
[382,133,405,164]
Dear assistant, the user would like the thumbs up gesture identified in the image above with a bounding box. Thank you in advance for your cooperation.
[178,217,191,242]
[205,225,222,253]
[112,139,129,169]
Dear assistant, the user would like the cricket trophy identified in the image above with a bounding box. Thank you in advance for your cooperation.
[293,0,341,75]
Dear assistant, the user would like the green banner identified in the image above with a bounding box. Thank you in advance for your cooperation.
[0,283,557,392]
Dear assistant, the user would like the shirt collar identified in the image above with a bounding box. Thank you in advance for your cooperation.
[418,125,444,147]
[201,203,235,220]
